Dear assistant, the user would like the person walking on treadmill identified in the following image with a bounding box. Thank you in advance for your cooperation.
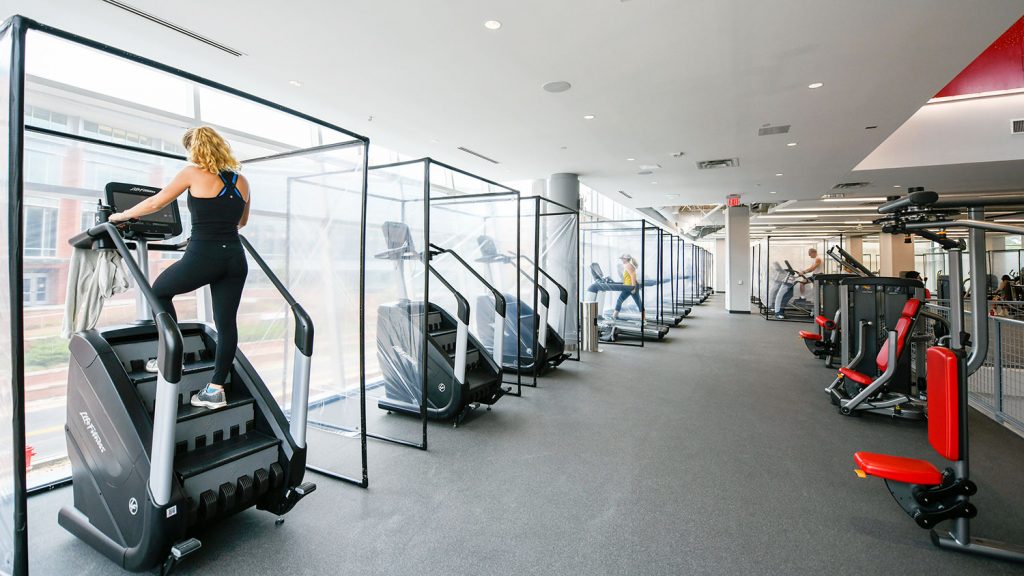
[109,126,250,410]
[612,254,645,321]
[773,247,821,319]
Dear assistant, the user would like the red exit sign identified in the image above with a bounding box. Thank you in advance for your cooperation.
[726,195,741,207]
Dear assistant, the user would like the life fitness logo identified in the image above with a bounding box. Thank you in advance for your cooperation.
[79,411,106,454]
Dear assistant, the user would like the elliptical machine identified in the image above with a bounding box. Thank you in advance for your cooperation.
[61,183,316,574]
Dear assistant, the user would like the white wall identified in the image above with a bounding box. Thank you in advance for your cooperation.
[725,206,751,312]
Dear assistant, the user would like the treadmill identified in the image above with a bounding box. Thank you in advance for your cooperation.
[584,263,669,341]
[61,183,316,574]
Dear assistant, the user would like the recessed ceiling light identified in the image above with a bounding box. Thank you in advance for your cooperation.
[560,146,568,150]
[808,82,824,89]
[893,185,901,188]
[429,138,440,144]
[651,181,658,184]
[626,157,635,162]
[583,114,596,120]
[775,173,783,176]
[484,20,502,30]
[542,80,572,93]
[769,191,777,194]
[787,142,797,147]
[289,80,302,87]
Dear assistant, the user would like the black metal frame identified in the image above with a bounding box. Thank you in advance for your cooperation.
[365,157,522,447]
[762,235,840,323]
[581,219,649,348]
[522,195,582,367]
[4,15,372,572]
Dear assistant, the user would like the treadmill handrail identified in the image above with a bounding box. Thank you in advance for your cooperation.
[238,235,314,356]
[67,222,183,507]
[429,244,507,317]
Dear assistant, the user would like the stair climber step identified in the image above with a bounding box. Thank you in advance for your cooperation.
[133,360,231,413]
[174,432,280,507]
[175,396,256,452]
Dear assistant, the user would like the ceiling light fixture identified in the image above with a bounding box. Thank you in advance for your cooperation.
[542,80,572,93]
[808,82,824,89]
[775,173,784,177]
[775,207,878,213]
[583,114,596,120]
[484,20,502,30]
[626,158,635,162]
[787,142,797,147]
[822,197,887,203]
[893,185,902,188]
[651,181,658,184]
[769,191,777,194]
[289,80,302,87]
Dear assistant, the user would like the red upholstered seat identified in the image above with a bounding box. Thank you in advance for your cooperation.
[852,347,961,487]
[814,316,836,330]
[798,330,822,341]
[854,452,942,485]
[839,367,874,386]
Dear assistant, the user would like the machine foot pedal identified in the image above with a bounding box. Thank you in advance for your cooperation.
[161,538,201,576]
[294,482,316,497]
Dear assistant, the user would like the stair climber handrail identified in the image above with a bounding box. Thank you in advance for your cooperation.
[429,244,506,317]
[429,244,506,368]
[428,265,471,384]
[237,235,314,448]
[68,222,183,507]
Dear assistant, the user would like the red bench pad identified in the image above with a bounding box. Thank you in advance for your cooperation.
[839,367,874,386]
[854,452,942,485]
[814,316,836,330]
[798,330,822,341]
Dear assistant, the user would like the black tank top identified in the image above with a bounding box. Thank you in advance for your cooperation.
[188,170,247,242]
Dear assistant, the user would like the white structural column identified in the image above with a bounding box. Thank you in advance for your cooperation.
[715,238,726,292]
[879,232,916,277]
[546,173,580,350]
[725,205,751,312]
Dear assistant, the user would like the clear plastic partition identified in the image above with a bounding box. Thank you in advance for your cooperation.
[17,23,368,491]
[659,231,677,318]
[428,164,521,394]
[581,220,647,347]
[241,142,367,481]
[362,160,429,448]
[764,236,833,322]
[0,22,18,576]
[643,225,665,323]
[522,197,581,361]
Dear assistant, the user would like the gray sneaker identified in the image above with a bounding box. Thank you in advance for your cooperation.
[191,386,227,409]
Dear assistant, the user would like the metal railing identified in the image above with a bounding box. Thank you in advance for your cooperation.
[927,300,1024,438]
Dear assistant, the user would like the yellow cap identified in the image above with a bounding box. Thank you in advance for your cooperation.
[854,469,867,479]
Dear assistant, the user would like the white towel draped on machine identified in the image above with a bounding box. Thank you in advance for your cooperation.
[61,248,131,338]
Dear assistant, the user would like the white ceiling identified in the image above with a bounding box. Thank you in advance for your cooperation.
[5,0,1023,210]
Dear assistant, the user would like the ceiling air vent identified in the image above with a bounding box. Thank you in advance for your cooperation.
[757,124,790,136]
[637,170,654,176]
[618,191,633,199]
[1013,119,1024,134]
[457,146,499,164]
[99,0,245,56]
[696,158,739,170]
[832,182,871,189]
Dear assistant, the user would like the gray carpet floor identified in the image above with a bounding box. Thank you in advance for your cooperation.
[27,296,1024,575]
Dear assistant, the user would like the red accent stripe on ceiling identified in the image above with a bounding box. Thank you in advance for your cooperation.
[935,15,1024,98]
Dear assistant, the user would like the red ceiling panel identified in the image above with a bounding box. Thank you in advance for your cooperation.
[935,15,1024,98]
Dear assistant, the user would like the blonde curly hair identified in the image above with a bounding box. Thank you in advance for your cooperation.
[182,126,240,174]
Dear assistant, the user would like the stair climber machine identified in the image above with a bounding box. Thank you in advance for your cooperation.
[851,188,1024,563]
[585,263,669,342]
[474,236,570,375]
[61,183,316,574]
[374,222,506,426]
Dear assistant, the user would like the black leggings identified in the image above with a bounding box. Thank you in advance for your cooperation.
[152,239,248,385]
